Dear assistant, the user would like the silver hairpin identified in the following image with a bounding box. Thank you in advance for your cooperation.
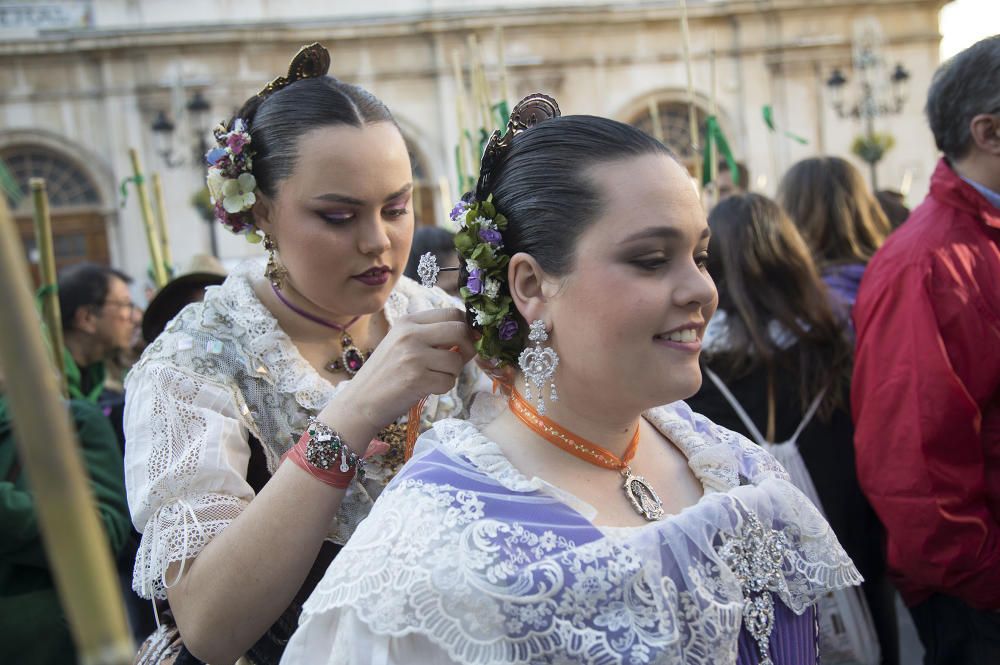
[417,252,440,288]
[416,251,460,289]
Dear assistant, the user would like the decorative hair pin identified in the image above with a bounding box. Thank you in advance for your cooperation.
[416,252,459,289]
[257,42,332,99]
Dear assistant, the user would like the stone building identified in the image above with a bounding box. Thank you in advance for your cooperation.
[0,0,948,283]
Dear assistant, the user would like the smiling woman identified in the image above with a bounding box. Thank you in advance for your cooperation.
[283,95,863,665]
[122,44,487,665]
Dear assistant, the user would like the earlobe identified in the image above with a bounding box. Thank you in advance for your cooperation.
[75,307,98,335]
[252,195,274,233]
[508,252,550,324]
[970,114,1000,155]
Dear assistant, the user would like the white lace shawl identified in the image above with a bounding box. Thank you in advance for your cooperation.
[123,257,487,600]
[283,400,861,665]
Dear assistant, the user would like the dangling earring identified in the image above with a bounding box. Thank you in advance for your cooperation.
[263,234,288,289]
[518,319,559,415]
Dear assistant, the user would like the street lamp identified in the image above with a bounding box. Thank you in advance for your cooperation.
[149,89,221,256]
[149,89,214,168]
[825,29,910,189]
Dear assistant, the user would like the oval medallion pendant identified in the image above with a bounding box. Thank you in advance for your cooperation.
[622,467,665,521]
[324,332,370,376]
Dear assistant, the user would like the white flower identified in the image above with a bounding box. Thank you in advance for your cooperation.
[474,215,495,230]
[472,307,488,326]
[206,168,226,203]
[483,278,500,300]
[466,259,480,271]
[222,172,257,213]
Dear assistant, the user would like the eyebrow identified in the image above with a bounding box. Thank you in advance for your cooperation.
[619,226,711,244]
[312,183,413,206]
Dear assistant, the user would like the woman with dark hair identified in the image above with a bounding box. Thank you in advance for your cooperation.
[687,193,897,665]
[123,44,485,664]
[282,96,860,664]
[778,156,892,310]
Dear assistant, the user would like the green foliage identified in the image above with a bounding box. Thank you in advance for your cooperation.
[851,133,895,164]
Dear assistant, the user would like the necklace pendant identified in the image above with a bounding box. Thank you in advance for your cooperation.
[622,467,665,521]
[325,332,369,376]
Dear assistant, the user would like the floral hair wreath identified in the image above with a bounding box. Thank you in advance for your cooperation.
[204,43,332,242]
[420,93,561,366]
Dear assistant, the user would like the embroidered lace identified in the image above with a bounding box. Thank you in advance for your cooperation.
[124,258,484,600]
[292,401,861,664]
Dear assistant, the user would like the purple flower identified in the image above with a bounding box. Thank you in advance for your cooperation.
[467,268,483,294]
[479,228,502,246]
[450,192,476,221]
[449,201,468,221]
[205,147,227,166]
[498,317,519,341]
[227,132,249,155]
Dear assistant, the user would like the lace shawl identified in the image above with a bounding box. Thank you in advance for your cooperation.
[123,257,485,600]
[293,401,861,664]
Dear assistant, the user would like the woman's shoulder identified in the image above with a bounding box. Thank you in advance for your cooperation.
[398,417,547,495]
[645,401,791,490]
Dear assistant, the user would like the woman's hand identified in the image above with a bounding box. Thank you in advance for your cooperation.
[317,308,477,447]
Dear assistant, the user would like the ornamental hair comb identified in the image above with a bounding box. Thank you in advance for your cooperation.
[257,42,332,98]
[476,93,561,200]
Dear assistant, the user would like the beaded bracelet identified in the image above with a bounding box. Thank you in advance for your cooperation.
[283,417,367,488]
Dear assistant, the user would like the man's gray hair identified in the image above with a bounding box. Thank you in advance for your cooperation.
[925,35,1000,160]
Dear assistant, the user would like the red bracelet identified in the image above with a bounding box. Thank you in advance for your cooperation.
[282,431,357,489]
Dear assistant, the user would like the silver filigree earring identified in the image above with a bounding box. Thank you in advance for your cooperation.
[518,319,559,415]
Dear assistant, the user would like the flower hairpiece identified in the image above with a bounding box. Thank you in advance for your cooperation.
[205,118,261,242]
[452,193,524,366]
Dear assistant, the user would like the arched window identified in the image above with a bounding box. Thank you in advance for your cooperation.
[630,101,709,160]
[1,144,109,275]
[1,146,102,212]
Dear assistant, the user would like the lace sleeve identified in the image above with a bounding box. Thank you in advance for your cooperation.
[124,361,254,600]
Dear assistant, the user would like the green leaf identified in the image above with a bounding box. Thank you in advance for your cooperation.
[481,200,496,218]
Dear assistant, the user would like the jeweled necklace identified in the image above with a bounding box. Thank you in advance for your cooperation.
[508,387,665,521]
[271,284,372,376]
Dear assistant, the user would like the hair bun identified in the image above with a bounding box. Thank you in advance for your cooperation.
[477,93,561,199]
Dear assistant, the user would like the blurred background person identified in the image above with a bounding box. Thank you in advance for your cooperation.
[0,367,131,665]
[57,263,141,408]
[404,225,460,298]
[716,159,750,199]
[852,35,1000,665]
[689,193,898,665]
[141,254,227,344]
[779,156,892,312]
[875,189,911,229]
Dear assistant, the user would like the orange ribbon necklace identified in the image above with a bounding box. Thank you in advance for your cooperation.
[508,387,665,521]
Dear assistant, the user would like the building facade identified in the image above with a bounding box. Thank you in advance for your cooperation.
[0,0,948,285]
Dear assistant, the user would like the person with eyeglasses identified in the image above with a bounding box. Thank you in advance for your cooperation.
[56,261,152,640]
[57,262,142,405]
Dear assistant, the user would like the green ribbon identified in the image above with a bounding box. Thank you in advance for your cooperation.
[0,157,23,208]
[701,116,739,187]
[118,174,146,208]
[762,105,808,145]
[35,284,58,318]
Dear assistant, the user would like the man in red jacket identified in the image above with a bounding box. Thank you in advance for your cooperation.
[852,35,1000,665]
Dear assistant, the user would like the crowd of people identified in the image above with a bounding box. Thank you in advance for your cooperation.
[0,33,997,665]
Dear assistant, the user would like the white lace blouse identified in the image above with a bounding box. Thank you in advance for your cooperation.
[123,258,487,600]
[281,398,861,664]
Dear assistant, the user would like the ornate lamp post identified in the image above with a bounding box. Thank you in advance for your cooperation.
[149,89,220,256]
[825,21,911,190]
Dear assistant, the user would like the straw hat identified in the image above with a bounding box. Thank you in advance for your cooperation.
[142,254,227,343]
